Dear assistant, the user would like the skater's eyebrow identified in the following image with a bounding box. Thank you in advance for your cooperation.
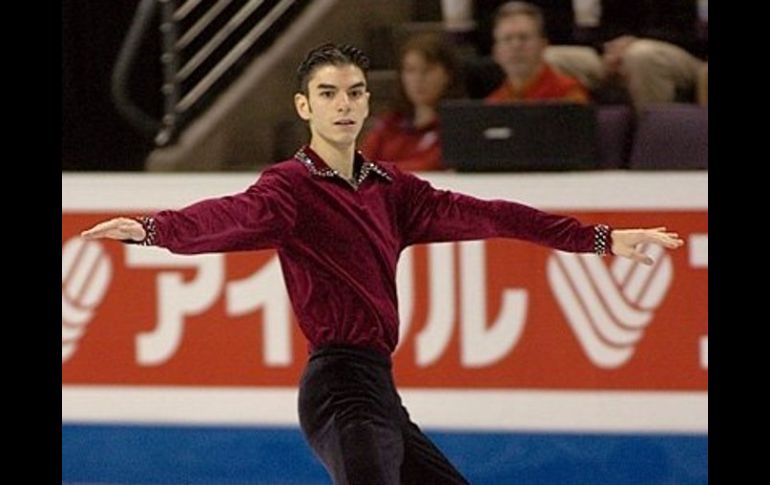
[315,82,367,91]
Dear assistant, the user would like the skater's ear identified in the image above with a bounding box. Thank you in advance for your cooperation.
[295,92,312,121]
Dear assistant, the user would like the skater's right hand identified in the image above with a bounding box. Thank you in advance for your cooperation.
[81,217,146,242]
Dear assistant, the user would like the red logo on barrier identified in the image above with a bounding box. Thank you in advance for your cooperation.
[548,244,674,368]
[62,237,113,362]
[62,211,707,391]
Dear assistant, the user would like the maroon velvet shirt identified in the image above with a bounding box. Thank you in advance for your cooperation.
[139,146,610,357]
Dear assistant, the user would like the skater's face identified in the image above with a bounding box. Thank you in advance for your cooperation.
[294,64,370,148]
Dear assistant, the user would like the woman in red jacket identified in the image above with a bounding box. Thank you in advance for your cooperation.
[360,33,464,171]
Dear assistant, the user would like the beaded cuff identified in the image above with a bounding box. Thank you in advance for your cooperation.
[594,224,612,256]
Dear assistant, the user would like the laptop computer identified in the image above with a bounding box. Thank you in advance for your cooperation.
[438,100,599,172]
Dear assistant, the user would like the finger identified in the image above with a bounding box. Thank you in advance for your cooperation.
[653,236,683,248]
[80,218,127,239]
[81,228,116,240]
[631,252,654,265]
[80,225,110,239]
[662,235,684,247]
[641,232,684,248]
[81,223,114,239]
[87,220,118,232]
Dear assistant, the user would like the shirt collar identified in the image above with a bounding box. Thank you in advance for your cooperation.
[294,145,393,185]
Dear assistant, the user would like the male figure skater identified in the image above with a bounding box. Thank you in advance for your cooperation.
[81,43,684,484]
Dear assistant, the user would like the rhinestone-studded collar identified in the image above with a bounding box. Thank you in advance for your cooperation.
[294,146,392,190]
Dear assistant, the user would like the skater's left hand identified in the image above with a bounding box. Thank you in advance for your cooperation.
[610,227,684,265]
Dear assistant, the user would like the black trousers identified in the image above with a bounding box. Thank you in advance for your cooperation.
[298,345,470,485]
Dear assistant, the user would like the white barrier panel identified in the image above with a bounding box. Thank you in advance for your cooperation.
[62,172,707,434]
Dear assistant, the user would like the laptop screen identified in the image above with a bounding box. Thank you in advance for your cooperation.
[438,100,599,172]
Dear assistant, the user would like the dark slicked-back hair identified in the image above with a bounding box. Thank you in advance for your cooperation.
[296,43,371,94]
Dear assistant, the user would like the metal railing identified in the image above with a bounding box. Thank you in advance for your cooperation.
[112,0,308,146]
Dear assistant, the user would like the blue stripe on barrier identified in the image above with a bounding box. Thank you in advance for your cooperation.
[63,424,707,484]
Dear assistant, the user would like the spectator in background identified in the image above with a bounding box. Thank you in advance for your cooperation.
[486,1,589,104]
[474,0,576,55]
[589,0,705,57]
[573,0,706,109]
[361,33,463,171]
[539,35,706,111]
[598,35,705,111]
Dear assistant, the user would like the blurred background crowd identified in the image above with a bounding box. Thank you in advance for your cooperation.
[62,0,707,173]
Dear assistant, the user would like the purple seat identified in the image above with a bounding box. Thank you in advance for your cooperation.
[596,105,634,169]
[629,104,708,170]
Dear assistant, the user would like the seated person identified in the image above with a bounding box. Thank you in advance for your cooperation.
[360,33,463,171]
[600,35,705,111]
[522,36,706,111]
[485,1,589,104]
